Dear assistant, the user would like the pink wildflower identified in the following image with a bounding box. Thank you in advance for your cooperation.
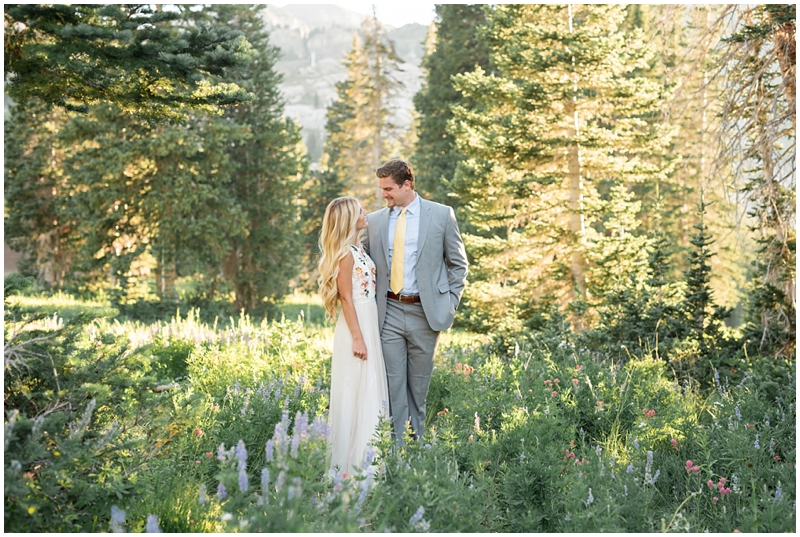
[692,465,700,473]
[572,378,579,385]
[554,379,560,384]
[718,477,727,485]
[551,390,558,397]
[575,365,581,370]
[686,460,694,471]
[194,428,204,437]
[596,401,604,406]
[708,480,714,488]
[713,496,718,503]
[646,410,656,418]
[671,439,678,449]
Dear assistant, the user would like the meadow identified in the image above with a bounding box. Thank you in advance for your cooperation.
[4,279,795,532]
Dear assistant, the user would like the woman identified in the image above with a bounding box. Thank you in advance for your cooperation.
[318,196,389,476]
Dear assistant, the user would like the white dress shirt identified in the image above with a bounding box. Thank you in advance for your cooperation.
[388,193,420,295]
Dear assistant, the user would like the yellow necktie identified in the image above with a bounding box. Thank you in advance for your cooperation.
[391,207,407,294]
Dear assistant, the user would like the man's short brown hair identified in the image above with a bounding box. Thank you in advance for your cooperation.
[376,159,415,189]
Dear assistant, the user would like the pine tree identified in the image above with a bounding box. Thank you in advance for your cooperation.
[719,5,796,356]
[212,4,307,313]
[3,100,72,286]
[412,4,490,205]
[449,4,671,329]
[4,4,251,121]
[321,16,404,210]
[5,5,306,312]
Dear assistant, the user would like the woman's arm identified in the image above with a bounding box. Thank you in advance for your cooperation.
[337,253,368,360]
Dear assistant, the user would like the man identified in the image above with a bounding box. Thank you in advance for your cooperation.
[363,159,468,443]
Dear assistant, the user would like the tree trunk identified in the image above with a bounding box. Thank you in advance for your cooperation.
[566,5,587,328]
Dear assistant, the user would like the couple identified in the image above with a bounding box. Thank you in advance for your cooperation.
[317,159,468,475]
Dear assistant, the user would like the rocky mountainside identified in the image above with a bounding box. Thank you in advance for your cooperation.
[262,4,429,162]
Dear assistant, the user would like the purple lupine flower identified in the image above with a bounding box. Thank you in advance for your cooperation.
[199,484,207,504]
[265,439,275,462]
[364,446,375,468]
[296,411,309,438]
[291,433,300,458]
[276,470,286,492]
[110,505,126,533]
[294,383,300,399]
[633,438,640,450]
[217,443,227,462]
[626,464,635,473]
[236,440,248,468]
[409,506,425,525]
[238,467,249,493]
[146,515,161,533]
[218,482,228,500]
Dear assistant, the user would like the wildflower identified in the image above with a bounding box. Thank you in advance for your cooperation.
[28,506,35,514]
[576,365,581,370]
[652,470,660,484]
[474,412,480,431]
[633,438,640,450]
[276,470,286,492]
[585,488,594,505]
[217,482,228,500]
[291,433,300,458]
[194,428,204,437]
[364,446,376,468]
[551,391,558,397]
[261,468,270,500]
[596,401,603,406]
[775,455,782,461]
[410,506,425,525]
[754,434,760,450]
[572,378,579,385]
[671,439,678,449]
[221,513,233,522]
[195,460,200,465]
[735,405,742,421]
[708,480,714,488]
[745,423,754,428]
[686,460,693,471]
[10,460,21,471]
[236,439,248,467]
[199,484,207,505]
[718,477,727,485]
[265,439,275,462]
[626,464,635,473]
[146,515,161,533]
[713,496,718,503]
[733,530,740,533]
[554,379,560,384]
[205,451,213,457]
[217,443,227,462]
[239,467,249,493]
[110,505,126,533]
[775,486,782,500]
[544,379,552,386]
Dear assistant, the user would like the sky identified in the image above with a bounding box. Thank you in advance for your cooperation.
[278,2,437,27]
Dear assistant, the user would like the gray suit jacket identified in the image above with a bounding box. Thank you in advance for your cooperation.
[364,197,468,332]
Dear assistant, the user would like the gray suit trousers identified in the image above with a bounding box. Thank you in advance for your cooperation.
[381,299,440,444]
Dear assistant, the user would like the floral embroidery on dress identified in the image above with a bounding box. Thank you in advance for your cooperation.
[350,245,376,299]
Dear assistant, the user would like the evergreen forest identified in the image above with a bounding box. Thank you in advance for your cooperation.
[3,4,796,533]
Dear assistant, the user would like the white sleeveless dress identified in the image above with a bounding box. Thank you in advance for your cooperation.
[327,245,389,475]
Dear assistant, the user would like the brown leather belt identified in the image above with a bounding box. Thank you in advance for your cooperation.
[387,291,421,303]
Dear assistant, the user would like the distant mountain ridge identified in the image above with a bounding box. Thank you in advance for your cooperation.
[263,4,429,163]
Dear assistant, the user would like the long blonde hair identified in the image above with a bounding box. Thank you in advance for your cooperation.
[318,196,362,320]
